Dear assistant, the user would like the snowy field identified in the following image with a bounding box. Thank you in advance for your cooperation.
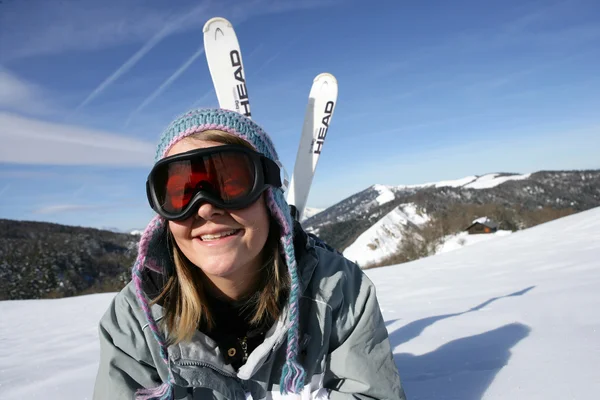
[365,206,600,399]
[1,207,599,399]
[436,229,513,254]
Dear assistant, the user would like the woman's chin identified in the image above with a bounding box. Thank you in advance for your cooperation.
[189,252,250,280]
[196,260,238,278]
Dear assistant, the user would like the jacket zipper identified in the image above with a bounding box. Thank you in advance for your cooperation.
[240,336,248,363]
[177,360,250,398]
[177,360,239,380]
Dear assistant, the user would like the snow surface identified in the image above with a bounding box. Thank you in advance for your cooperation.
[372,184,396,206]
[301,207,324,222]
[463,173,531,189]
[365,207,600,399]
[0,292,116,399]
[437,230,513,254]
[1,207,599,399]
[472,216,492,224]
[414,175,479,188]
[343,203,429,267]
[399,172,532,191]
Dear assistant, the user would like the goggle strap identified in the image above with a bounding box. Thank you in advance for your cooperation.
[275,160,290,193]
[262,157,282,188]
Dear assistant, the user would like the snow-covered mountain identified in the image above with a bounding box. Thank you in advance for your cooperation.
[303,174,524,233]
[304,170,600,260]
[300,207,324,222]
[2,207,598,399]
[401,172,532,190]
[343,203,429,267]
[342,206,515,268]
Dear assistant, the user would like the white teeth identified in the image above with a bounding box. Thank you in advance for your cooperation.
[200,229,238,241]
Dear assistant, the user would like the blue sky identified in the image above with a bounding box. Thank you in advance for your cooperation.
[1,0,599,231]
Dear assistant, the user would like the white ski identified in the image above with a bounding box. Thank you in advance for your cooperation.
[286,73,338,221]
[203,17,252,118]
[203,18,337,222]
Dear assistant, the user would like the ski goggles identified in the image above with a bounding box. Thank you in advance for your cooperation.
[146,145,283,220]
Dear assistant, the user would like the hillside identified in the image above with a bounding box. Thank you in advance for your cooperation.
[304,170,600,258]
[0,219,137,300]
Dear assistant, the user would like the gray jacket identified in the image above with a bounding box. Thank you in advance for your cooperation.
[93,231,406,399]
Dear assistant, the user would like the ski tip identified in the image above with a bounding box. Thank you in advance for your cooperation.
[203,17,232,33]
[313,72,337,84]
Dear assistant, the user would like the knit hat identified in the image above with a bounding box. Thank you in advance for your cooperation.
[131,108,305,399]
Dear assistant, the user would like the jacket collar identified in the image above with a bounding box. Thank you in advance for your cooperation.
[292,220,319,294]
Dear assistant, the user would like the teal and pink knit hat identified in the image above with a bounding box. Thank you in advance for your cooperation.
[131,108,305,399]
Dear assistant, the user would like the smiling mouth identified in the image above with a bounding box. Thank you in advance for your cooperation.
[198,229,241,241]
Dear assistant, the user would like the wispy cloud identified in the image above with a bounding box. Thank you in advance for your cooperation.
[0,68,55,115]
[391,80,453,101]
[369,112,503,138]
[32,204,104,215]
[65,0,336,111]
[504,0,576,33]
[72,22,180,113]
[477,3,600,51]
[0,0,203,61]
[0,170,64,180]
[374,1,598,80]
[73,185,87,198]
[461,65,541,94]
[0,184,10,197]
[1,0,341,63]
[246,43,265,61]
[190,88,219,110]
[0,112,155,166]
[32,201,146,215]
[249,35,303,79]
[462,49,597,95]
[185,43,267,110]
[125,46,206,126]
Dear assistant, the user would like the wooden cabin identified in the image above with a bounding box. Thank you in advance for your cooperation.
[466,218,499,234]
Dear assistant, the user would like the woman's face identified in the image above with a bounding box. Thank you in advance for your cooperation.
[166,138,271,289]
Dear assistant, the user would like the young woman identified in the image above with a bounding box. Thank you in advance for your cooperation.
[93,108,406,400]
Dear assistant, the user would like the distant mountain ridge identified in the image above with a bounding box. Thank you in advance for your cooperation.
[303,170,600,257]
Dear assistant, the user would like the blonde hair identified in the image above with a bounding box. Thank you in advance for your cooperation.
[150,130,291,344]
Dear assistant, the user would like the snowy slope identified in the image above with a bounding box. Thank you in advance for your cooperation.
[0,292,116,399]
[403,175,478,188]
[301,207,324,222]
[365,206,600,400]
[463,173,531,189]
[372,184,395,206]
[1,208,599,399]
[437,229,513,254]
[400,172,532,190]
[343,203,429,266]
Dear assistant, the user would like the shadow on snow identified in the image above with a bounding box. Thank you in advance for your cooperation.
[388,286,534,400]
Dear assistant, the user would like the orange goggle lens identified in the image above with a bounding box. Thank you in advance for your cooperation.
[159,152,255,213]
